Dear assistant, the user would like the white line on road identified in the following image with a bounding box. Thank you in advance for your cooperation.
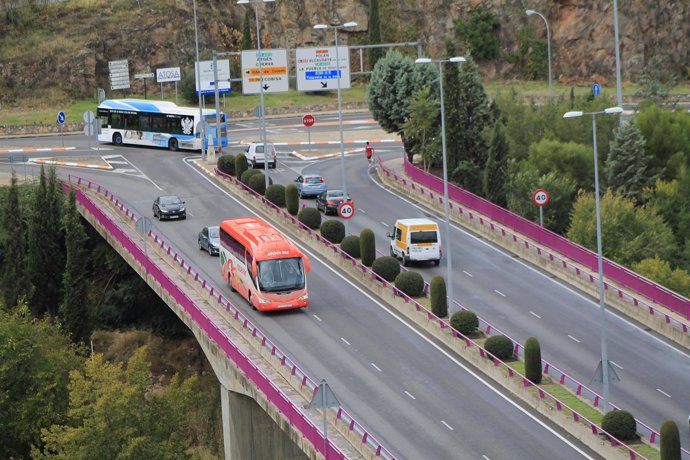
[341,337,351,346]
[656,388,671,398]
[441,421,454,431]
[482,455,491,460]
[494,290,506,297]
[463,270,473,277]
[380,221,389,227]
[312,314,322,322]
[404,391,416,400]
[611,361,623,370]
[371,363,382,372]
[567,335,581,343]
[530,311,542,319]
[359,208,366,214]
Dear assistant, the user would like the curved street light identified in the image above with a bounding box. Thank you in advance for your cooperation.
[526,9,552,99]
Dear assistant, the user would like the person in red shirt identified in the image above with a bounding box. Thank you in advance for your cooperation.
[365,141,374,165]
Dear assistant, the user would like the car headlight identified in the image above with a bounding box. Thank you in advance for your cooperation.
[161,209,169,213]
[179,207,185,212]
[258,297,271,304]
[298,293,308,301]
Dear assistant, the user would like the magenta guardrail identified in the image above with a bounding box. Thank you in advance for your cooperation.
[401,155,690,320]
[65,177,396,460]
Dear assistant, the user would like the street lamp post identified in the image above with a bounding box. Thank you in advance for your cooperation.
[526,9,552,99]
[313,21,357,234]
[415,56,465,316]
[192,0,206,159]
[563,106,623,413]
[239,0,275,190]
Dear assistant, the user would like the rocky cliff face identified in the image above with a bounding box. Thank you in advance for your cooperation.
[0,0,686,102]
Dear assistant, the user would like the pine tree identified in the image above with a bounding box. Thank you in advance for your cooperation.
[1,172,30,310]
[60,189,90,343]
[483,122,509,206]
[241,9,253,50]
[442,39,463,175]
[605,122,655,204]
[368,0,383,69]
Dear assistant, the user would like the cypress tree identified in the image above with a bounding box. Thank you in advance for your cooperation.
[360,228,376,267]
[60,189,91,343]
[442,38,463,175]
[660,419,681,460]
[483,122,509,206]
[368,0,383,69]
[605,122,655,204]
[242,9,253,50]
[430,275,447,317]
[1,172,30,309]
[524,337,542,384]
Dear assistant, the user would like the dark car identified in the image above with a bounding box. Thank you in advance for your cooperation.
[198,225,219,255]
[316,189,352,215]
[153,195,186,220]
[294,174,327,198]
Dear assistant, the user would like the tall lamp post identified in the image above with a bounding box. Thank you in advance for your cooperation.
[193,0,205,159]
[526,9,552,99]
[415,56,465,315]
[238,0,275,190]
[313,21,357,233]
[563,106,623,413]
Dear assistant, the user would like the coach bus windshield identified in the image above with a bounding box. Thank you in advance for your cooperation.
[257,257,305,292]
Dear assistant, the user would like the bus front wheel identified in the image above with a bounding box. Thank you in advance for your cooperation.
[113,133,123,145]
[168,138,179,151]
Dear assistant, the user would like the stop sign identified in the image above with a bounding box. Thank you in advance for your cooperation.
[302,114,315,127]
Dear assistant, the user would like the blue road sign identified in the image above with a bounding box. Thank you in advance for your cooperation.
[305,70,340,81]
[57,111,66,124]
[592,83,601,96]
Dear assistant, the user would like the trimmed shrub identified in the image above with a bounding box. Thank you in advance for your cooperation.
[601,410,637,441]
[660,420,680,460]
[247,173,269,195]
[394,271,424,297]
[298,207,321,229]
[321,220,345,244]
[360,228,376,267]
[286,183,299,215]
[372,256,401,282]
[241,168,262,185]
[484,335,514,360]
[265,184,286,207]
[450,310,478,335]
[430,275,447,317]
[524,337,542,384]
[340,235,360,259]
[235,153,248,179]
[217,154,236,175]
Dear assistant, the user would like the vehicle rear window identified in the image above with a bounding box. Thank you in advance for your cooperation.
[305,177,322,184]
[329,191,344,198]
[411,231,437,244]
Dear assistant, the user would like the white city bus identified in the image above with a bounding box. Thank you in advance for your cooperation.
[97,99,228,151]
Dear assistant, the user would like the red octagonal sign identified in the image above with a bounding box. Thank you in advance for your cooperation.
[302,114,315,127]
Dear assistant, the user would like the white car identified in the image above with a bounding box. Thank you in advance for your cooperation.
[245,141,277,169]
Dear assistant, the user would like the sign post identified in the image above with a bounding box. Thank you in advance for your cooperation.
[240,49,289,94]
[134,72,155,99]
[57,111,66,147]
[303,114,315,149]
[337,201,355,220]
[109,59,130,92]
[532,188,550,227]
[296,47,351,92]
[592,82,601,97]
[308,379,340,459]
[156,67,181,102]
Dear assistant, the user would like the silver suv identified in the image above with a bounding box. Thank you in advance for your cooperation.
[245,141,277,169]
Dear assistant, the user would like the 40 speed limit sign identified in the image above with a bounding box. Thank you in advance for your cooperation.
[337,202,355,219]
[532,189,550,207]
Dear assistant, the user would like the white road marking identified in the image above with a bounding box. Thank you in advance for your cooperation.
[482,455,491,460]
[359,208,366,214]
[610,361,623,370]
[313,314,322,322]
[184,158,596,459]
[656,388,671,398]
[494,290,506,297]
[380,221,389,227]
[530,311,542,319]
[404,391,416,400]
[441,421,454,431]
[341,337,351,346]
[567,335,581,343]
[371,363,382,372]
[462,270,473,277]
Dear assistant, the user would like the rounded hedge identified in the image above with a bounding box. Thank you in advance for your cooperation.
[241,168,262,185]
[265,184,286,207]
[430,275,447,317]
[247,173,269,195]
[217,154,236,176]
[371,256,401,282]
[286,183,299,215]
[394,271,424,297]
[450,310,479,335]
[235,153,248,179]
[601,410,637,441]
[320,220,346,244]
[298,207,321,229]
[484,335,514,360]
[660,420,680,460]
[360,228,376,267]
[524,337,542,384]
[340,235,360,259]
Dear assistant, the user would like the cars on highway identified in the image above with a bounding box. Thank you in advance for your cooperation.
[198,225,220,255]
[245,141,277,169]
[152,195,186,220]
[316,189,352,215]
[294,174,327,198]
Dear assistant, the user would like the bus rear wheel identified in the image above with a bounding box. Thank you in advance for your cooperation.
[168,138,179,151]
[113,132,123,145]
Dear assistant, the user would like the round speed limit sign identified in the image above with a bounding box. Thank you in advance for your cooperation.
[532,189,550,207]
[337,202,355,219]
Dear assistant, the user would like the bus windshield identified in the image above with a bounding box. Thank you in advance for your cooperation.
[257,257,305,292]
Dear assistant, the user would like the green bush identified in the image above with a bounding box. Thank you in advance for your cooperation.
[450,310,478,335]
[484,335,514,360]
[660,420,681,460]
[247,173,268,195]
[455,6,500,61]
[241,168,262,185]
[320,220,345,244]
[298,207,321,229]
[360,228,376,267]
[285,183,299,215]
[430,275,447,317]
[217,154,235,176]
[340,235,360,259]
[235,153,248,179]
[601,410,637,441]
[265,184,286,207]
[394,271,424,297]
[372,256,401,282]
[524,337,542,384]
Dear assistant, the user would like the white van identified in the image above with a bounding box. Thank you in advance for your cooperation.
[245,141,277,169]
[387,218,441,266]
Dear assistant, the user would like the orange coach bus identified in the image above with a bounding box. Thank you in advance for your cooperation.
[219,217,311,311]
